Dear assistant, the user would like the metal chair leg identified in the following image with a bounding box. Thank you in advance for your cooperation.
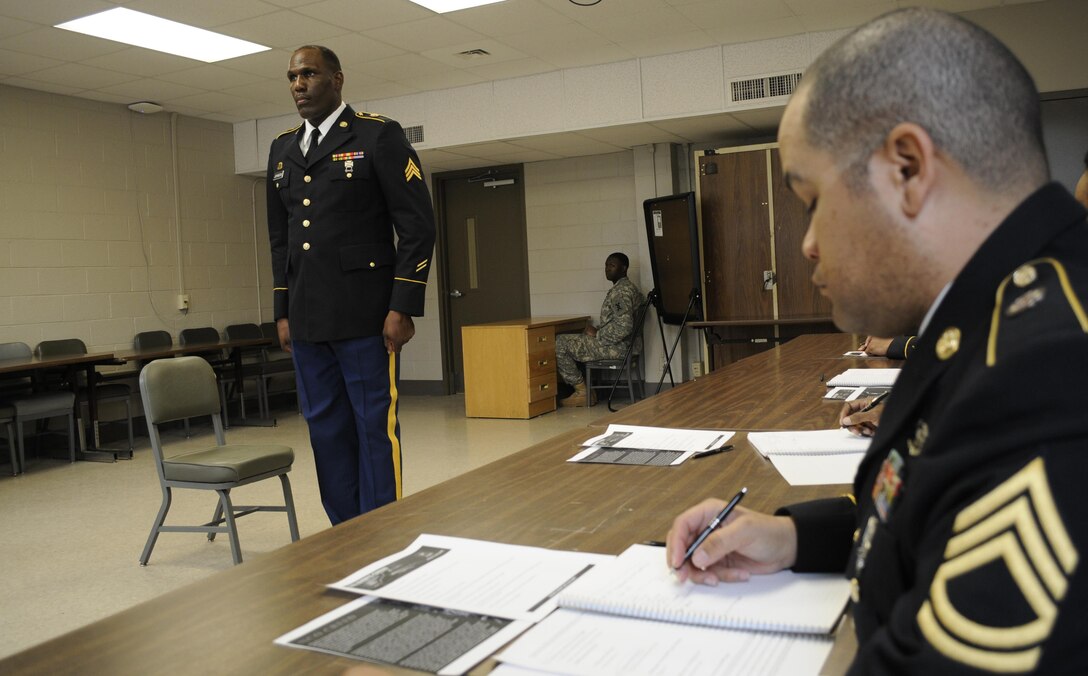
[280,474,300,541]
[140,486,173,566]
[209,499,225,542]
[216,490,243,565]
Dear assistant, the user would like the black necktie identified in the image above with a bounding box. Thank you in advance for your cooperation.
[305,128,321,158]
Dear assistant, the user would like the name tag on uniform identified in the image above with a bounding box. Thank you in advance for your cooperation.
[331,151,366,162]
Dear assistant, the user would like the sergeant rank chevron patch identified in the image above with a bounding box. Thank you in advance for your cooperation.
[404,158,422,182]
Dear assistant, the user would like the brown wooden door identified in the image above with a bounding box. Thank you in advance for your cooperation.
[437,165,530,392]
[771,149,832,318]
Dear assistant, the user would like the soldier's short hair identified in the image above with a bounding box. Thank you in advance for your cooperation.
[799,8,1048,193]
[295,45,342,73]
[608,252,629,269]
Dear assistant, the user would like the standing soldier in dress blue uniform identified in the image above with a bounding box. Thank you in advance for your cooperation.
[666,9,1088,674]
[267,45,436,525]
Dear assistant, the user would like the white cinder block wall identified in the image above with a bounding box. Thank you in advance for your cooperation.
[0,84,264,353]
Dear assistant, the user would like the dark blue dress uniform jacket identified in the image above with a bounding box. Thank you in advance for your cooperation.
[267,106,436,342]
[780,184,1088,673]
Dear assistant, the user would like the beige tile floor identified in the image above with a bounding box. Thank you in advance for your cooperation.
[0,394,605,660]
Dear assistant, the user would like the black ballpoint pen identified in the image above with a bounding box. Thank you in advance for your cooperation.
[678,487,748,568]
[859,391,889,413]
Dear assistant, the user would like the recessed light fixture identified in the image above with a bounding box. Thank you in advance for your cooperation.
[407,0,507,13]
[127,101,164,114]
[56,8,269,63]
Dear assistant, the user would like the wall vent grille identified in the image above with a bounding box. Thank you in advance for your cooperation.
[730,71,803,103]
[404,125,425,145]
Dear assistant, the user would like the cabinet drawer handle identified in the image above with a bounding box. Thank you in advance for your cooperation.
[537,359,549,366]
[540,383,550,391]
[537,335,549,342]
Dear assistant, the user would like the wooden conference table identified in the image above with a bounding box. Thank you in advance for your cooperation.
[0,333,894,675]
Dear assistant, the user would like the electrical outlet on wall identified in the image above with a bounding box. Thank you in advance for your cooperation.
[691,361,704,378]
[177,294,190,312]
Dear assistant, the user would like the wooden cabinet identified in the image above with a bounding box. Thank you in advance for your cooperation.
[462,316,589,419]
[696,143,835,370]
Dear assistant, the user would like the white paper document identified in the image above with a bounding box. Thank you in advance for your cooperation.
[825,368,900,388]
[329,534,613,622]
[497,609,835,676]
[575,424,735,465]
[747,429,871,457]
[769,452,865,485]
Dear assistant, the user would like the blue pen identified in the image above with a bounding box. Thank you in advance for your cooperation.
[678,487,748,568]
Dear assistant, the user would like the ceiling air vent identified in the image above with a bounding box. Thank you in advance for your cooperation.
[729,71,803,103]
[456,48,491,60]
[404,124,425,145]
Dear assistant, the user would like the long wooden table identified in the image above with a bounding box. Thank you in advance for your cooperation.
[0,333,887,675]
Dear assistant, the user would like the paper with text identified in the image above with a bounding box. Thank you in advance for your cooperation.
[825,368,900,388]
[329,534,612,622]
[769,453,865,485]
[748,429,871,457]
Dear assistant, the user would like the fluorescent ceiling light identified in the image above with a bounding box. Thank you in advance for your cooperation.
[407,0,507,13]
[56,8,269,63]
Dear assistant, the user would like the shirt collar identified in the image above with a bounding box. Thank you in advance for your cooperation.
[918,281,952,337]
[304,100,347,141]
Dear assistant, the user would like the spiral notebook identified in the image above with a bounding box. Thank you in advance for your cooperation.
[747,429,871,457]
[556,544,849,635]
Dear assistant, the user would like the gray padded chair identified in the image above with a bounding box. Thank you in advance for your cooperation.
[259,321,298,410]
[178,327,230,428]
[223,323,272,420]
[35,338,134,453]
[0,342,77,474]
[138,356,299,566]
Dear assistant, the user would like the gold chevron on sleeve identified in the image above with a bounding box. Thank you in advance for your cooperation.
[917,458,1077,672]
[404,157,422,182]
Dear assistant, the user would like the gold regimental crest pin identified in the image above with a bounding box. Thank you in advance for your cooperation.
[1012,264,1037,288]
[936,327,961,361]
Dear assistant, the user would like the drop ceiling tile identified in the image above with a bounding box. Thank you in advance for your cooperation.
[0,15,39,39]
[0,27,127,61]
[98,77,206,102]
[510,133,624,156]
[1,75,84,95]
[616,29,717,58]
[159,64,269,90]
[231,78,296,104]
[219,9,352,49]
[577,122,687,147]
[166,90,260,113]
[578,8,699,43]
[356,53,456,80]
[123,0,279,28]
[362,16,487,53]
[651,112,756,138]
[677,0,794,25]
[226,101,299,120]
[445,0,573,36]
[218,48,294,77]
[541,44,633,70]
[450,141,527,159]
[358,81,421,103]
[707,16,807,45]
[546,0,669,22]
[0,0,113,24]
[294,0,433,31]
[467,56,555,81]
[314,33,407,66]
[482,148,565,163]
[76,89,134,105]
[29,62,141,90]
[795,3,895,31]
[82,47,197,77]
[0,48,65,77]
[728,105,785,133]
[421,39,528,68]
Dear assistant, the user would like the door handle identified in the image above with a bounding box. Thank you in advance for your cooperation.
[449,289,463,298]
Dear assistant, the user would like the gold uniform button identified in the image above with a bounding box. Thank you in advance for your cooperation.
[339,121,348,128]
[935,326,961,361]
[302,243,311,251]
[346,172,353,178]
[850,578,860,603]
[1012,264,1037,287]
[302,198,311,206]
[853,528,860,543]
[302,219,310,227]
[369,261,376,268]
[304,175,312,183]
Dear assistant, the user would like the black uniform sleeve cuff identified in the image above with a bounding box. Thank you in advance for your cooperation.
[886,335,916,360]
[775,496,856,573]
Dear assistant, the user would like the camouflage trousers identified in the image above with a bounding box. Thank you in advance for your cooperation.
[555,334,629,386]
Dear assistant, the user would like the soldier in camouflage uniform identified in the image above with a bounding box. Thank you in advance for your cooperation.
[557,253,643,407]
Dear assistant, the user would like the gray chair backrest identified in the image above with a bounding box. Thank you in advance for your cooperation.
[139,357,222,425]
[35,338,87,359]
[0,342,32,361]
[134,330,172,351]
[260,322,277,341]
[224,323,262,341]
[179,327,221,347]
